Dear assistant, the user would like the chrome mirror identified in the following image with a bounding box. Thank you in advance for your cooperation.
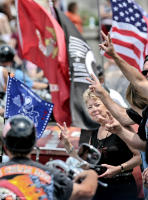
[78,143,101,165]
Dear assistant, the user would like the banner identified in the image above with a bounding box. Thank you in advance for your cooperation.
[16,0,71,126]
[5,76,54,138]
[55,9,99,130]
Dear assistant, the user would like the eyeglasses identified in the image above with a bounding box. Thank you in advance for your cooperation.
[142,70,148,76]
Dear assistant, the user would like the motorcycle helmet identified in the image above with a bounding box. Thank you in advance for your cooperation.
[2,115,36,154]
[0,45,15,63]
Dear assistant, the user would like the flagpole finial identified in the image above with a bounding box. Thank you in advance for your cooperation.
[49,0,53,6]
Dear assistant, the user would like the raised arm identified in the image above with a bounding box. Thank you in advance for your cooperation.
[87,74,134,126]
[57,123,98,200]
[118,143,142,172]
[99,31,148,99]
[3,68,9,91]
[57,122,80,160]
[105,112,146,151]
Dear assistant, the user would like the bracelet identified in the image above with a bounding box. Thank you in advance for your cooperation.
[120,164,124,173]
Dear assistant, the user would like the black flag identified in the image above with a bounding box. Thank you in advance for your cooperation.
[55,9,99,130]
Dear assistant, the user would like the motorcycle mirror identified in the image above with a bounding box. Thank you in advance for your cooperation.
[78,143,101,165]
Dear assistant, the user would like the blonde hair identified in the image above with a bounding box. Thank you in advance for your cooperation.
[83,88,99,105]
[126,83,148,109]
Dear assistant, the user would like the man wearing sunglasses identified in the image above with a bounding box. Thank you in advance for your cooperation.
[98,31,148,197]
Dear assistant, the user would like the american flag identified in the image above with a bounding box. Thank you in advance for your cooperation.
[109,0,148,71]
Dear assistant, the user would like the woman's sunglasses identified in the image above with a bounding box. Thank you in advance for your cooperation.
[142,70,148,76]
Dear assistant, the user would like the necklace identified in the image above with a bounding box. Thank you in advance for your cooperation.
[97,131,109,149]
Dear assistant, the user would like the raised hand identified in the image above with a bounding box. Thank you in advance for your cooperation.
[105,112,122,134]
[57,122,78,158]
[91,110,112,126]
[99,31,116,57]
[57,122,69,144]
[86,73,105,98]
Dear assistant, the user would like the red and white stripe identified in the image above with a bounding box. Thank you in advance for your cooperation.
[108,20,148,71]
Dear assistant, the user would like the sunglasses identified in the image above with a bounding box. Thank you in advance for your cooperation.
[142,70,148,76]
[144,55,148,64]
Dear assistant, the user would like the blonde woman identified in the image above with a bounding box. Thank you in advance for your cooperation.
[58,88,141,200]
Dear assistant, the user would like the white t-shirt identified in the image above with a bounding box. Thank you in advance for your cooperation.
[109,88,128,108]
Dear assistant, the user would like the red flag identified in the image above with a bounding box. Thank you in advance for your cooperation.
[107,0,148,71]
[16,0,71,126]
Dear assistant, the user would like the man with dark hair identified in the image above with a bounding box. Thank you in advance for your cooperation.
[94,31,148,197]
[65,2,83,33]
[0,115,98,200]
[142,55,148,79]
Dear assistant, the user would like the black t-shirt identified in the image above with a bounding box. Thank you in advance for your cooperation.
[126,106,148,141]
[97,134,133,168]
[0,157,73,200]
[126,108,142,125]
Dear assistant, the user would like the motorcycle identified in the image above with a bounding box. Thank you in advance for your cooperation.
[46,143,108,187]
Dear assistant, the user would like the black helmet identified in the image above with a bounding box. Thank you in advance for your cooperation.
[2,115,36,154]
[0,45,15,63]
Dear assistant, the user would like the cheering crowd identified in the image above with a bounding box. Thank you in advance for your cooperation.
[0,0,148,200]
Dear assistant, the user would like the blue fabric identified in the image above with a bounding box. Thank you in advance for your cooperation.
[5,76,54,138]
[111,0,147,33]
[15,69,33,88]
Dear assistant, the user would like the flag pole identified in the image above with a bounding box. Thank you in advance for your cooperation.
[4,72,11,124]
[48,0,57,18]
[96,0,102,43]
[96,0,106,85]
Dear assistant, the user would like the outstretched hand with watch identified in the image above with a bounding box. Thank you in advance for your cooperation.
[98,164,124,179]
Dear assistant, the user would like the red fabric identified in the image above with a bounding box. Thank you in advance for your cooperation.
[0,180,26,199]
[16,0,71,126]
[133,166,144,199]
[144,16,148,54]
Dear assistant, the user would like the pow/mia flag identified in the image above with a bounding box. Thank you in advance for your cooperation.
[5,76,54,138]
[55,9,99,130]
